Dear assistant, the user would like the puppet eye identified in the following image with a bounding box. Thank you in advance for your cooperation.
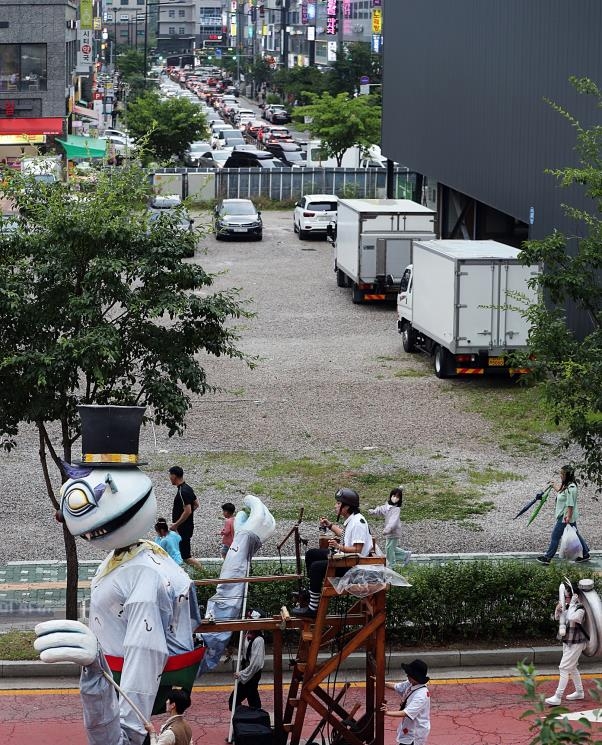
[63,484,96,516]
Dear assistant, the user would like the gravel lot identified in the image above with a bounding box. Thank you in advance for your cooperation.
[0,209,596,563]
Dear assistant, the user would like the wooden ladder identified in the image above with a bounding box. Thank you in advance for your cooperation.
[282,555,387,745]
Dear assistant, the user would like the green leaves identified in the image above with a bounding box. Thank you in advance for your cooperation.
[517,78,602,491]
[126,91,209,163]
[292,92,382,166]
[0,164,253,455]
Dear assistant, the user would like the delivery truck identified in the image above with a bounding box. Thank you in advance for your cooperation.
[331,198,436,303]
[396,239,540,378]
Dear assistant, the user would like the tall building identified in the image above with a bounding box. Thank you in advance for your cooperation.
[0,0,78,162]
[155,0,196,55]
[103,0,147,52]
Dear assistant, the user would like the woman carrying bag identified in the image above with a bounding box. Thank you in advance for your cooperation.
[537,465,590,565]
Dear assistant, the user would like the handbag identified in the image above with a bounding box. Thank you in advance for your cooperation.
[559,523,583,560]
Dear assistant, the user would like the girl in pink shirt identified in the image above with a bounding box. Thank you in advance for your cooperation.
[220,502,236,558]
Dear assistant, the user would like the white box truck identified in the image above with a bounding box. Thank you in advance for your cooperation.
[331,198,436,303]
[396,239,540,378]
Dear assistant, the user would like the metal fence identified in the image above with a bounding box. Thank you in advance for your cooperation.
[152,167,418,203]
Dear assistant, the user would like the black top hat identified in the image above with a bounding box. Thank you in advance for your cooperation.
[401,658,429,684]
[77,405,147,467]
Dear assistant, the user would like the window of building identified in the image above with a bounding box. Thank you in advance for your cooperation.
[178,9,185,17]
[0,43,47,92]
[168,9,175,17]
[120,0,128,5]
[137,0,145,4]
[178,27,185,35]
[169,27,176,35]
[120,29,129,37]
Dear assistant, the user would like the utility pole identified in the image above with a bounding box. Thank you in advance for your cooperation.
[280,0,288,70]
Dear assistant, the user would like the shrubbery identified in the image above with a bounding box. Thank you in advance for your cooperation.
[195,559,595,646]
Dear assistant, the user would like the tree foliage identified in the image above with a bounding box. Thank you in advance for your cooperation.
[292,92,382,166]
[126,91,208,162]
[273,66,328,105]
[0,165,252,616]
[517,76,602,490]
[327,41,382,97]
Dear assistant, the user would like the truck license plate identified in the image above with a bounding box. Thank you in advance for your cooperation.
[488,356,505,366]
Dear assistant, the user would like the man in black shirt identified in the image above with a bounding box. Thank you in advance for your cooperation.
[168,466,203,571]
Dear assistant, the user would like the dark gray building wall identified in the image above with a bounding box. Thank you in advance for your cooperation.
[0,0,77,118]
[382,0,602,242]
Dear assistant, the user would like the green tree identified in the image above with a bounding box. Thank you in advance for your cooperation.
[117,48,145,79]
[126,91,208,163]
[273,66,328,105]
[292,92,382,166]
[326,41,382,97]
[249,57,274,90]
[517,77,602,491]
[0,166,252,618]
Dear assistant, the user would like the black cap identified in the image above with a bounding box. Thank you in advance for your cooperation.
[401,658,429,684]
[77,405,147,467]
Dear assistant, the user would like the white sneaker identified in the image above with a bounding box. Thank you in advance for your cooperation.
[566,691,585,701]
[545,695,562,706]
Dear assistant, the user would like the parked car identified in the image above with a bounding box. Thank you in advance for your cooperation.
[198,150,230,168]
[148,194,196,256]
[223,150,277,169]
[184,141,212,166]
[265,142,307,167]
[214,198,262,241]
[293,194,339,239]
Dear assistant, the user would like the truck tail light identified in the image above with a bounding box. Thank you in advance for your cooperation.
[456,354,475,362]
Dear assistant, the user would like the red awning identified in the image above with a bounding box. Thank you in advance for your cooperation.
[0,117,64,135]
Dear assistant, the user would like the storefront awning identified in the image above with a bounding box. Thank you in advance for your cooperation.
[72,104,100,122]
[55,135,107,159]
[0,117,64,136]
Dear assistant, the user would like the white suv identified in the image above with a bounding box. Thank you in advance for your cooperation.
[293,194,338,240]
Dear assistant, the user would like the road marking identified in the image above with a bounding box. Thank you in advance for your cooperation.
[2,673,600,697]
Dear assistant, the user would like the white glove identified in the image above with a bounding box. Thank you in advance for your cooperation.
[34,619,99,666]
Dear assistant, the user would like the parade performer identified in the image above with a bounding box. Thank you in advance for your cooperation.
[33,405,275,745]
[545,580,588,705]
[381,658,431,745]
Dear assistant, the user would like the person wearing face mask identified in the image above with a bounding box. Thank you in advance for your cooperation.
[369,486,411,568]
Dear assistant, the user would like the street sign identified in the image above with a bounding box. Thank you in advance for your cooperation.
[360,75,369,85]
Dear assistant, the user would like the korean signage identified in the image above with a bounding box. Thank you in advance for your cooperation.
[327,40,337,61]
[371,33,381,53]
[78,28,93,69]
[326,0,338,35]
[371,8,382,34]
[80,0,93,30]
[301,0,308,25]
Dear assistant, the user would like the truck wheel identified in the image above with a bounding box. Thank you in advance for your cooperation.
[401,322,416,353]
[336,268,347,287]
[352,285,364,304]
[434,346,451,379]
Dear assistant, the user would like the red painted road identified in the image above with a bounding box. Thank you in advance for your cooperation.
[2,675,601,744]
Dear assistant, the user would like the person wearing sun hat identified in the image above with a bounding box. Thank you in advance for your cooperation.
[381,658,431,745]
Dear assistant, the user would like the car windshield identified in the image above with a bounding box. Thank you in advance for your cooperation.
[286,152,305,161]
[308,201,337,211]
[210,151,229,162]
[222,202,256,215]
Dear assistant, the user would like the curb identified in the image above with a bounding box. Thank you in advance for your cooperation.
[0,646,588,680]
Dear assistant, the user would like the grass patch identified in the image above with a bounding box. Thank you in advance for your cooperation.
[456,380,558,453]
[0,630,36,660]
[191,451,501,524]
[393,368,429,378]
[465,467,522,486]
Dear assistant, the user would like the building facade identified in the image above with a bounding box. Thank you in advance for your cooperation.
[382,0,602,334]
[0,0,77,160]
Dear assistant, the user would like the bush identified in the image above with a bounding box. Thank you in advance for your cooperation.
[196,560,596,647]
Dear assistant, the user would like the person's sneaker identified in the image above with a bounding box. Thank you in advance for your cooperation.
[291,606,317,618]
[545,695,562,706]
[575,555,591,563]
[566,691,585,701]
[536,555,551,565]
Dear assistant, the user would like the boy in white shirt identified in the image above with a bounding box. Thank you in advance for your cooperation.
[382,659,431,745]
